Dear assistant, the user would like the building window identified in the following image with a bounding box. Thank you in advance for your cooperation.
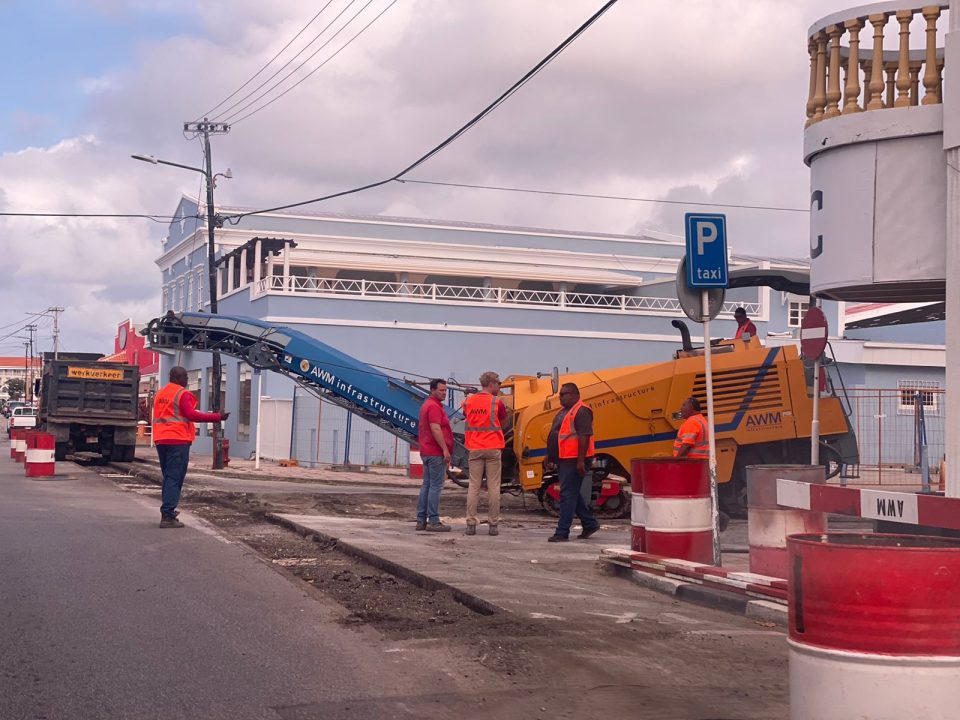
[196,269,205,310]
[897,380,941,416]
[187,273,194,311]
[238,366,252,441]
[788,300,809,328]
[162,287,169,312]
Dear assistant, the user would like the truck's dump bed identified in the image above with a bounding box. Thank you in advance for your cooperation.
[41,361,139,423]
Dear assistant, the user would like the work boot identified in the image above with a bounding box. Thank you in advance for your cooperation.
[578,524,600,540]
[465,524,477,536]
[159,515,184,529]
[415,520,427,531]
[488,524,499,536]
[426,522,451,533]
[547,535,568,543]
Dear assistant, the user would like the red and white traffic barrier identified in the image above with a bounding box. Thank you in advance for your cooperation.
[747,465,826,579]
[632,458,713,564]
[408,445,423,479]
[13,431,27,463]
[24,432,55,478]
[777,478,960,533]
[629,459,646,551]
[789,533,960,720]
[10,428,21,459]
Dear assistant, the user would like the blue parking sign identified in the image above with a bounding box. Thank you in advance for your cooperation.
[684,213,729,289]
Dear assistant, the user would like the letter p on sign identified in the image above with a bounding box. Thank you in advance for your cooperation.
[696,220,717,255]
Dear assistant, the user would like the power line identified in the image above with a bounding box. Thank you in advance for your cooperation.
[398,178,811,213]
[197,1,337,120]
[0,212,192,223]
[211,0,360,123]
[223,0,620,223]
[229,0,400,126]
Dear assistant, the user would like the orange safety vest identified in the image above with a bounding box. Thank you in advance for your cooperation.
[673,413,708,459]
[463,392,504,450]
[152,383,196,443]
[558,401,594,459]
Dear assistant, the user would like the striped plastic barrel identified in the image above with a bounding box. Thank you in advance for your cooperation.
[788,533,960,720]
[10,428,22,459]
[25,432,55,478]
[747,464,826,579]
[13,430,27,463]
[633,458,713,564]
[408,446,424,479]
[629,459,646,551]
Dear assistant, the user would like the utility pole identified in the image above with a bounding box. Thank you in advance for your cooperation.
[23,342,29,401]
[48,306,64,360]
[183,118,230,469]
[25,324,37,403]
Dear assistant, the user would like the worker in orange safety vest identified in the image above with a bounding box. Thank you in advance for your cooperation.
[463,371,509,536]
[673,396,709,459]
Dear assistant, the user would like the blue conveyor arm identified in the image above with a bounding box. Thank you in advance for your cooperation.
[142,311,463,447]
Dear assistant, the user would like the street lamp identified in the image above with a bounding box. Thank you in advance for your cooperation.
[132,150,228,469]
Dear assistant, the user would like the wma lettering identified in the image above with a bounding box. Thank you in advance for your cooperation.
[875,498,905,518]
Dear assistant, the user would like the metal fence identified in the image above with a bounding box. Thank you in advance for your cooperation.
[843,387,944,486]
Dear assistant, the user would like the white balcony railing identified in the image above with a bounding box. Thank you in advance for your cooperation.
[251,275,762,317]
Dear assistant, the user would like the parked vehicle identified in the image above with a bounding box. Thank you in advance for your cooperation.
[4,400,25,418]
[8,406,37,437]
[38,360,140,461]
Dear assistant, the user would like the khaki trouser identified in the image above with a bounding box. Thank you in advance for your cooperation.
[466,448,502,526]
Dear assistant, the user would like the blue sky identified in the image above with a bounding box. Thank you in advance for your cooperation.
[0,1,198,153]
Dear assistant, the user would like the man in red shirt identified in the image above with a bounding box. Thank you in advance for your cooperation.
[734,307,758,340]
[416,379,454,532]
[152,366,229,528]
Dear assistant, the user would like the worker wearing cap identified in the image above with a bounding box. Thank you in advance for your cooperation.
[734,307,758,340]
[673,396,708,459]
[463,371,509,536]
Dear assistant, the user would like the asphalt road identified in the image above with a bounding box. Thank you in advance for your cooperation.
[0,460,490,720]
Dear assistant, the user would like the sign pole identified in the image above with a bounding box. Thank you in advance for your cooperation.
[801,304,829,467]
[254,368,263,471]
[811,356,821,465]
[702,290,721,567]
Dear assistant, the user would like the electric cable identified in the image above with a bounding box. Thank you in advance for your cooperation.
[228,0,399,126]
[397,178,811,213]
[211,0,359,123]
[197,1,337,121]
[223,0,620,223]
[0,213,198,223]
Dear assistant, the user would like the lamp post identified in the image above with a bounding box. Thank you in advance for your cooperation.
[132,149,228,468]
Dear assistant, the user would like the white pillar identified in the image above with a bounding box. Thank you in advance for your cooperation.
[282,242,291,291]
[253,239,262,287]
[239,248,248,288]
[945,2,960,497]
[227,255,235,293]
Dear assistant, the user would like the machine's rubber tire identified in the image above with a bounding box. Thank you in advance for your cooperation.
[109,443,131,462]
[54,442,68,462]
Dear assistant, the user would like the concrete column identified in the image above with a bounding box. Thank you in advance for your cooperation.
[239,248,248,288]
[945,3,960,497]
[227,255,235,293]
[282,242,291,291]
[253,239,262,287]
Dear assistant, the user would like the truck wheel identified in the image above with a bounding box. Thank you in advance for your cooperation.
[55,443,68,462]
[110,444,134,462]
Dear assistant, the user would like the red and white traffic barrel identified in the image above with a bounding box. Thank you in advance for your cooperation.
[408,444,424,479]
[24,432,55,478]
[788,533,960,720]
[629,459,646,552]
[13,430,28,463]
[747,464,826,579]
[10,428,21,459]
[633,458,713,564]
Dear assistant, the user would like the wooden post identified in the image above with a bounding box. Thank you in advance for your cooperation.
[922,5,942,105]
[895,10,914,107]
[843,19,864,113]
[867,14,888,110]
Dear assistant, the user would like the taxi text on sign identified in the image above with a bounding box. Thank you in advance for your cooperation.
[684,213,729,289]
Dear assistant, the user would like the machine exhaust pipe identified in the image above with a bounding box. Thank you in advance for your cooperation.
[672,320,693,351]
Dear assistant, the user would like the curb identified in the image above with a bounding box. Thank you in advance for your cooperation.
[264,512,501,618]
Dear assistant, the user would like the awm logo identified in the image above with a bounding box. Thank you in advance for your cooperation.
[745,411,782,429]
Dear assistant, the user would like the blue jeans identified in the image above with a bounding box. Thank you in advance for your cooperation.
[416,455,446,524]
[157,443,191,518]
[555,460,598,538]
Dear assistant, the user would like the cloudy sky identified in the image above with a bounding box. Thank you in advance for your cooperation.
[0,0,848,353]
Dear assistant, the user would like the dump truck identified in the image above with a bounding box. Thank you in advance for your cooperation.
[38,359,140,461]
[142,311,858,518]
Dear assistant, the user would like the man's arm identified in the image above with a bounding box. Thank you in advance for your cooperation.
[575,408,593,475]
[429,423,450,462]
[179,392,228,423]
[497,400,511,431]
[675,442,692,458]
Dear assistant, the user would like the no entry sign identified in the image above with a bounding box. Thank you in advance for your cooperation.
[800,306,829,360]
